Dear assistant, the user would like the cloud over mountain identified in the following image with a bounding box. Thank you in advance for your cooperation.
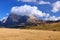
[11,5,49,18]
[45,16,60,21]
[0,13,9,21]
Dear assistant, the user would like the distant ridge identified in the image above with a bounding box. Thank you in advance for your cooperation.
[0,14,60,28]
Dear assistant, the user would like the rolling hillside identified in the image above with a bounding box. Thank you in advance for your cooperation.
[25,22,60,31]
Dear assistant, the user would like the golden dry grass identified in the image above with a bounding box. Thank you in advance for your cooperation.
[0,28,60,40]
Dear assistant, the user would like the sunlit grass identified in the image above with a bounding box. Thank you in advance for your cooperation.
[0,28,60,40]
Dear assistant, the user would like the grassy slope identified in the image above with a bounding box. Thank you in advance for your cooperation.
[0,28,60,40]
[25,22,60,31]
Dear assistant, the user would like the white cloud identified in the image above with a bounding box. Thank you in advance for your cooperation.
[11,5,48,17]
[45,13,50,18]
[0,16,8,23]
[17,0,51,5]
[6,13,9,16]
[0,13,9,21]
[52,1,60,13]
[38,1,51,4]
[45,16,60,21]
[49,16,58,21]
[17,0,36,2]
[1,17,7,20]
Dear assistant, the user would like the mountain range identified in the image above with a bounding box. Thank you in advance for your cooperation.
[0,14,60,28]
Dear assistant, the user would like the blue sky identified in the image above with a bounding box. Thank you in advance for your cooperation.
[0,0,60,21]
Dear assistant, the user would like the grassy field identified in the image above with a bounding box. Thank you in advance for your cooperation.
[0,28,60,40]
